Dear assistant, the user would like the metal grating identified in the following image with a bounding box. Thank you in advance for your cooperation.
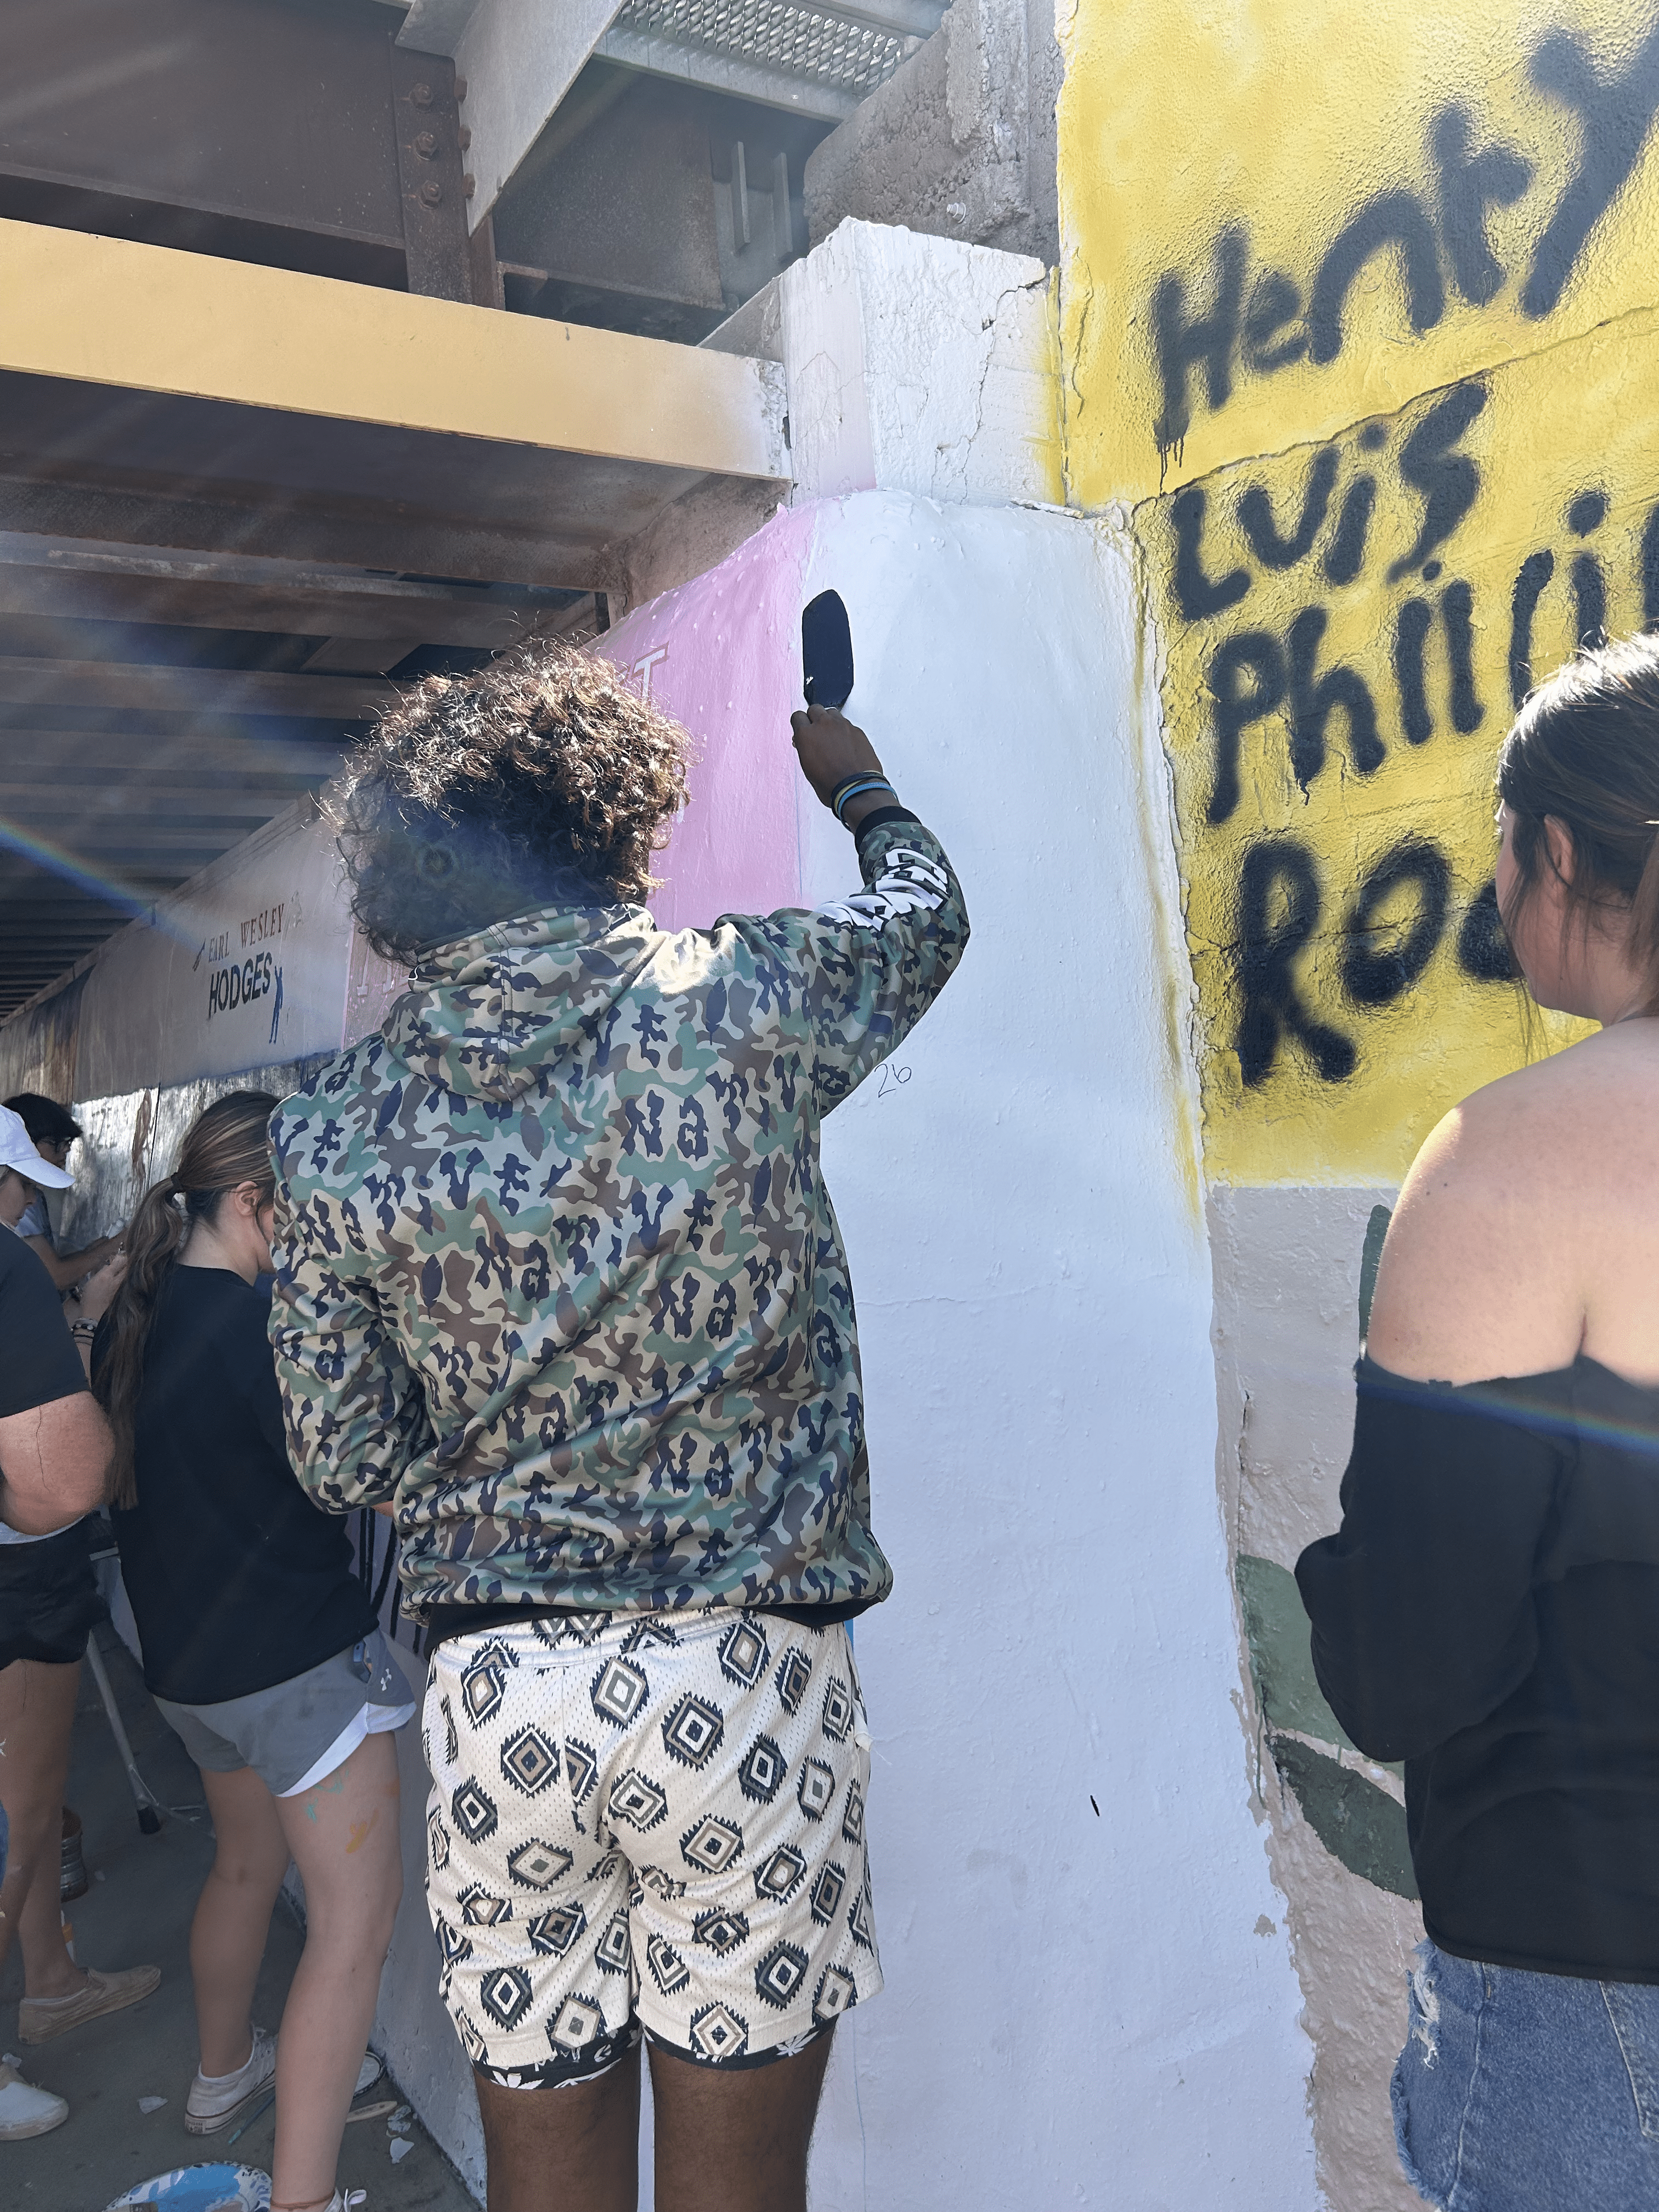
[613,1,912,97]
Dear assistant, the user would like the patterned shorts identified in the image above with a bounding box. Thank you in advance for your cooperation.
[422,1609,881,2088]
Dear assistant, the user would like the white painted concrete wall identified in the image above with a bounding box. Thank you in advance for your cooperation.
[778,219,1060,511]
[788,492,1316,2208]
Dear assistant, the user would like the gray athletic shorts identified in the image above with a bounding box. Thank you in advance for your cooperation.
[157,1629,416,1798]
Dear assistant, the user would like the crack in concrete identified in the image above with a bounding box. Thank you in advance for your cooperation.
[1061,293,1659,514]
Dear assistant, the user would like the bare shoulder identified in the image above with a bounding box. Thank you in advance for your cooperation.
[1367,1026,1659,1385]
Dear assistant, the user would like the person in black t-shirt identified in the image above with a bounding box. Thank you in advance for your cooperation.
[93,1092,413,2212]
[0,1103,159,2143]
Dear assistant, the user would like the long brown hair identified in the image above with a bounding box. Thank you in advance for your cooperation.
[95,1091,278,1508]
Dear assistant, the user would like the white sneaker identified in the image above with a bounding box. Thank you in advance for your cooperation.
[184,2023,277,2135]
[0,2058,69,2140]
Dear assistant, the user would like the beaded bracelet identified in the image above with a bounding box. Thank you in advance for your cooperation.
[832,776,895,823]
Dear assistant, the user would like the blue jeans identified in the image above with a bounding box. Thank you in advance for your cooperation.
[1393,1940,1659,2208]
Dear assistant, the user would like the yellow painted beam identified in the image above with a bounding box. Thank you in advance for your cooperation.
[0,219,788,482]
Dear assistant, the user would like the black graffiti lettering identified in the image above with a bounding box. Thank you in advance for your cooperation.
[1568,488,1608,536]
[1154,224,1246,450]
[1509,549,1555,708]
[1171,484,1250,622]
[1643,505,1659,630]
[1387,381,1486,583]
[1341,839,1451,1006]
[1242,268,1307,373]
[1235,840,1356,1087]
[1393,599,1434,744]
[1323,473,1376,585]
[1442,580,1483,734]
[1457,878,1519,982]
[1522,24,1659,319]
[1288,607,1385,792]
[1430,104,1533,307]
[1391,584,1483,748]
[1237,446,1339,571]
[1572,551,1607,648]
[1307,191,1445,366]
[1207,630,1285,825]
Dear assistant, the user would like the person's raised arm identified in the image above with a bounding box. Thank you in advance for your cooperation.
[768,704,970,1110]
[25,1226,123,1296]
[266,1180,433,1514]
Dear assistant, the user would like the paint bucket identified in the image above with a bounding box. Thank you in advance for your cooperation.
[60,1807,89,1902]
[103,2165,270,2212]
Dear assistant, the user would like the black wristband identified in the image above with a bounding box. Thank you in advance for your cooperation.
[827,772,872,809]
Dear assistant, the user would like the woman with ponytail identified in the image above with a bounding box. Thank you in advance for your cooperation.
[1297,634,1659,2209]
[95,1091,413,2212]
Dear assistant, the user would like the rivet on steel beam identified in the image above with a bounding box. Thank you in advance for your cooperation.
[410,81,433,107]
[459,126,471,149]
[454,75,467,100]
[464,174,476,199]
[420,180,443,205]
[414,130,438,158]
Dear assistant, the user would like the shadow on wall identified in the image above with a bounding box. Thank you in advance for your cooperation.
[1237,1206,1418,1901]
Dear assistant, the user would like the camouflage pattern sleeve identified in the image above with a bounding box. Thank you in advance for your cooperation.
[759,813,968,1111]
[267,1176,435,1511]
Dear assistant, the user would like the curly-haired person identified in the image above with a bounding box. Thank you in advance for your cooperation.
[267,642,968,2212]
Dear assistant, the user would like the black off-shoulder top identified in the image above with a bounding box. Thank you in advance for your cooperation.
[1297,1353,1659,1983]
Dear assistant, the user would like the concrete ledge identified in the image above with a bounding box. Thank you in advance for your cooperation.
[0,217,788,480]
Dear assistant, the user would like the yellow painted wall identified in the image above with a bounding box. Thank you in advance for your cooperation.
[1060,0,1659,505]
[1058,0,1659,1186]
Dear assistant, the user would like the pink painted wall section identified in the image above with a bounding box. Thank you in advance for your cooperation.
[598,503,815,932]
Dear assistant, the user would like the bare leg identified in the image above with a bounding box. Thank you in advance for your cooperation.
[268,1732,403,2212]
[473,2042,641,2212]
[0,1658,84,1999]
[650,2028,835,2212]
[193,1765,291,2076]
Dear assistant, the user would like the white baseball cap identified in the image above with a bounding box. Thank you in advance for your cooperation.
[0,1105,75,1188]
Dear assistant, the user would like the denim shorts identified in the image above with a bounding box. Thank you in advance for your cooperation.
[1393,1939,1659,2209]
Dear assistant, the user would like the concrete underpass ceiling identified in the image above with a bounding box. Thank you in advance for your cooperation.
[0,227,786,1019]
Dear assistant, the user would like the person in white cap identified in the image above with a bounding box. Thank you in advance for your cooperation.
[0,1104,160,2141]
[1,1093,124,1298]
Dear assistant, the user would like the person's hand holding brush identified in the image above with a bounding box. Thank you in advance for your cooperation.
[790,705,901,832]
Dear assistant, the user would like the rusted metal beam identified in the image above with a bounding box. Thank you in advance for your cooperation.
[0,730,348,772]
[0,464,618,592]
[0,0,407,280]
[0,532,572,646]
[390,46,475,301]
[0,659,392,718]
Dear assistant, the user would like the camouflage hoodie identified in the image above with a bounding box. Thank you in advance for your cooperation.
[268,811,967,1620]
